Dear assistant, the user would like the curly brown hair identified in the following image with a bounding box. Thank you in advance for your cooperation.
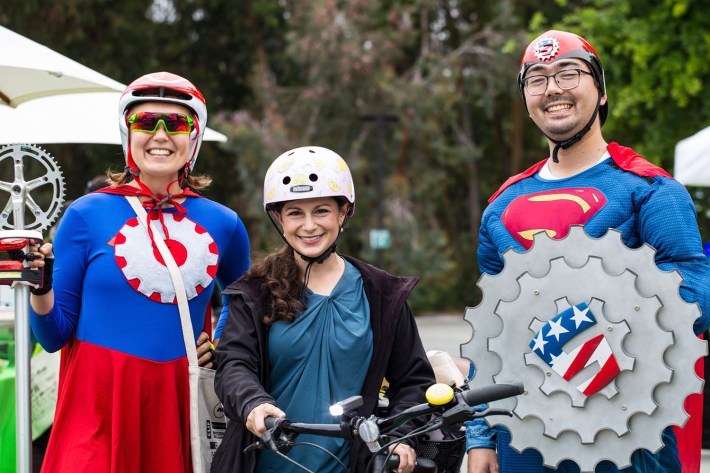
[244,245,304,326]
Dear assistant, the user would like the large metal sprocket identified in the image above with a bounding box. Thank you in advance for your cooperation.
[0,144,65,231]
[461,226,706,471]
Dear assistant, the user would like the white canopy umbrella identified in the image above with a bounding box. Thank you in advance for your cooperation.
[0,92,227,144]
[0,25,125,107]
[674,126,710,187]
[0,25,227,144]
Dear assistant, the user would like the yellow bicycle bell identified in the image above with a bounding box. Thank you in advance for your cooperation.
[425,383,455,405]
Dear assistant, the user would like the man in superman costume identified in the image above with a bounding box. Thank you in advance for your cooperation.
[28,72,250,472]
[466,31,710,473]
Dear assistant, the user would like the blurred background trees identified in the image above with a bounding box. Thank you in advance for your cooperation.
[1,0,708,313]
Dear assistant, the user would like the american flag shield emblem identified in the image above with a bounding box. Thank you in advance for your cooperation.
[529,302,621,396]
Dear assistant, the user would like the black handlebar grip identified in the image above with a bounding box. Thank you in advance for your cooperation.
[264,416,284,430]
[373,454,437,473]
[413,457,437,473]
[462,381,524,407]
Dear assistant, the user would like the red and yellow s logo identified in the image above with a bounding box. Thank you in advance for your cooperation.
[502,188,607,249]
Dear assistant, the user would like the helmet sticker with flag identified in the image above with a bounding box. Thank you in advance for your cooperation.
[533,36,560,61]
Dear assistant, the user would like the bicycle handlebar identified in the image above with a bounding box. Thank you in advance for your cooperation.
[252,381,524,472]
[372,453,437,473]
[460,380,524,406]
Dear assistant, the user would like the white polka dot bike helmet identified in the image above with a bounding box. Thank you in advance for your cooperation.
[264,146,355,214]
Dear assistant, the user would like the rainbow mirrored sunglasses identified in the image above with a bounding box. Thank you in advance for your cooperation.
[127,112,195,134]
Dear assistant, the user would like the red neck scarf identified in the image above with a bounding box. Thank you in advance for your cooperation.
[97,180,202,247]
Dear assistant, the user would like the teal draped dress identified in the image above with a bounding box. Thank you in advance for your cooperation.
[258,259,374,473]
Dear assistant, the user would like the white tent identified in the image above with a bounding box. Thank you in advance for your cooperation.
[674,126,710,187]
[0,25,124,107]
[0,25,226,144]
[0,92,227,145]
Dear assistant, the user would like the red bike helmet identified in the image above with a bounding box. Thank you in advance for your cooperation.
[518,30,607,125]
[118,72,207,176]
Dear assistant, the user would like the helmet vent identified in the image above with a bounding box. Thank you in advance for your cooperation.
[283,176,291,185]
[132,88,192,101]
[309,174,318,182]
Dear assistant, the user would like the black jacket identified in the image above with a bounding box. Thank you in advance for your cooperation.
[211,255,435,473]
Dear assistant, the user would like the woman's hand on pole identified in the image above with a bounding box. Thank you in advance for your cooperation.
[28,241,54,314]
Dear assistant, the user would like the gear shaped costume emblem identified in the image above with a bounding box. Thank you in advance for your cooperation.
[114,213,218,303]
[461,226,706,471]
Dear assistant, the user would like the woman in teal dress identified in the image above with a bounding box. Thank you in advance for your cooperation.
[212,146,435,473]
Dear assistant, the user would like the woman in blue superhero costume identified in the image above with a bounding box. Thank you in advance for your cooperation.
[29,72,250,472]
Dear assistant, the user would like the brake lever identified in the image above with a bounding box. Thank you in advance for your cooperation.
[244,437,267,453]
[472,408,513,419]
[243,426,284,454]
[262,428,280,451]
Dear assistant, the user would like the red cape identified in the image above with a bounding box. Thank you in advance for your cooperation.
[488,142,672,203]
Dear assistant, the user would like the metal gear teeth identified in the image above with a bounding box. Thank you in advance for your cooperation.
[0,143,66,231]
[492,258,669,442]
[461,226,706,471]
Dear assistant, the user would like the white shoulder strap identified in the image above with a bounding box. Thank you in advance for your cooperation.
[125,196,199,367]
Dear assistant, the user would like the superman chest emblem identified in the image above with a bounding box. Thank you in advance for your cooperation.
[502,188,607,249]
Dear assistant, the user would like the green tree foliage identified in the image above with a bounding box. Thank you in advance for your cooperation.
[533,0,710,241]
[1,0,707,313]
[212,0,539,310]
[0,0,286,200]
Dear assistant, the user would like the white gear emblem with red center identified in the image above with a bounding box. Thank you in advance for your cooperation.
[114,213,218,303]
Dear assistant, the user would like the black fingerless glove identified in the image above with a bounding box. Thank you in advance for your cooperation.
[30,255,53,296]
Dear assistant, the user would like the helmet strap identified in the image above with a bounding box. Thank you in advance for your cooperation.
[547,92,602,163]
[267,205,353,300]
[124,165,140,177]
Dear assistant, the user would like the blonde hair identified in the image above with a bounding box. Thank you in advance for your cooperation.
[106,169,212,191]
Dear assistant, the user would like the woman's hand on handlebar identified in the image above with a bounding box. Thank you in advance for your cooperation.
[246,403,285,438]
[389,442,416,473]
[467,448,499,473]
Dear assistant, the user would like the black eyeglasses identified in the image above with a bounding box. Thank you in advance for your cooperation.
[523,69,594,96]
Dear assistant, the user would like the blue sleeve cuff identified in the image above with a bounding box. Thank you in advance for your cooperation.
[213,294,230,339]
[466,416,496,451]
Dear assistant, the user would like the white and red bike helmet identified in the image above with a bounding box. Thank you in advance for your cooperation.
[518,31,607,162]
[118,71,207,176]
[519,30,607,125]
